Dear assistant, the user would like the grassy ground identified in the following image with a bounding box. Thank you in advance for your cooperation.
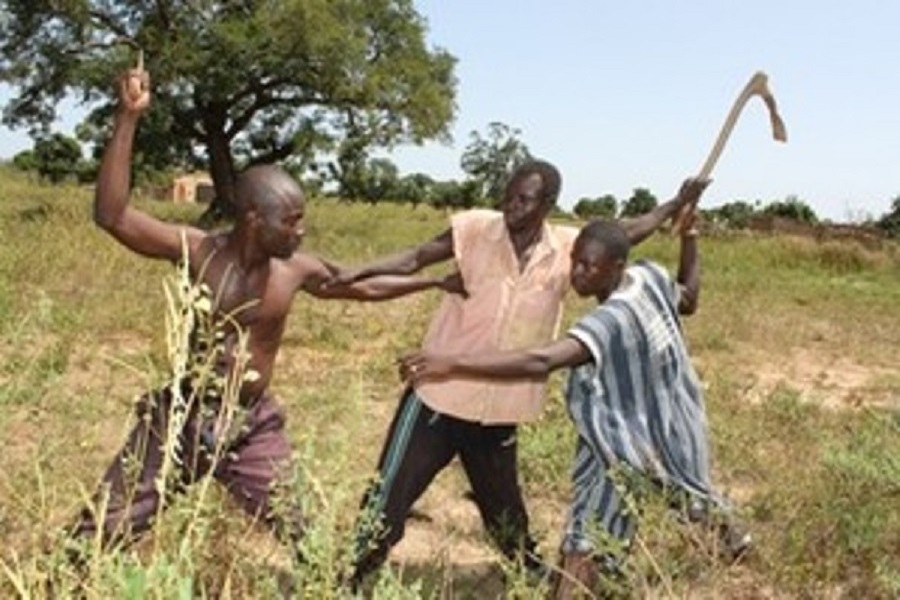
[1,167,899,598]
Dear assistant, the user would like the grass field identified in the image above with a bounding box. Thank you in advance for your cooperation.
[1,167,899,598]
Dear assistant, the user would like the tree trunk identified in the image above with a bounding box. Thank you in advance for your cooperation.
[199,107,237,225]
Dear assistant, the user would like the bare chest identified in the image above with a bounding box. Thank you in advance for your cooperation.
[195,255,294,336]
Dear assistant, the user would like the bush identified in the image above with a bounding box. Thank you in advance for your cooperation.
[762,196,818,225]
[573,194,617,220]
[704,200,759,229]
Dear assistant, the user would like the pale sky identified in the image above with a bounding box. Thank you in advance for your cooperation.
[2,1,898,221]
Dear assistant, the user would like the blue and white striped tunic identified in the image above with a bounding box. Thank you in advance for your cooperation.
[560,259,724,553]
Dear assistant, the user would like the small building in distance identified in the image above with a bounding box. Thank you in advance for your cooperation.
[172,173,215,204]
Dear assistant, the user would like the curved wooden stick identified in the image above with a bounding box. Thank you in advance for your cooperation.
[673,71,787,233]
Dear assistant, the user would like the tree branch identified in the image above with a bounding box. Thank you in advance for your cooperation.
[154,0,173,32]
[225,89,326,140]
[87,10,133,43]
[247,141,297,166]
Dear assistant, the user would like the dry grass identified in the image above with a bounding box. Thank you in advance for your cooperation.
[1,166,899,597]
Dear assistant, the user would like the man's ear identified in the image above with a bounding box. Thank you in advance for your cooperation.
[245,208,261,228]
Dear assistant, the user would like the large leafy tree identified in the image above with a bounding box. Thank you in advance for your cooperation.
[0,0,457,216]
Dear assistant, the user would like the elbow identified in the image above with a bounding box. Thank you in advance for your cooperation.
[680,301,698,316]
[93,194,120,232]
[679,291,700,316]
[93,207,117,232]
[402,257,423,275]
[523,353,555,377]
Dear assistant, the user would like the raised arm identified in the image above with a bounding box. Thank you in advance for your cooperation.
[619,178,710,246]
[94,67,200,262]
[399,337,591,384]
[330,229,455,284]
[675,210,701,315]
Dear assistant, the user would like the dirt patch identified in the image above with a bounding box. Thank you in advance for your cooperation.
[717,345,898,410]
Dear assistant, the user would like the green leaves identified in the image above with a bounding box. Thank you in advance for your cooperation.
[460,122,532,203]
[1,0,458,210]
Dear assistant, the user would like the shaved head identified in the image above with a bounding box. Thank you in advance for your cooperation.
[234,165,305,219]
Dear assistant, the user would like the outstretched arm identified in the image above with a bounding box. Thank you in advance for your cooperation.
[676,211,701,315]
[619,178,710,246]
[329,229,455,284]
[399,337,591,384]
[94,66,200,261]
[299,253,467,301]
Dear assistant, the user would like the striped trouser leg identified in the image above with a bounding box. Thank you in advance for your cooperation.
[561,437,637,556]
[352,388,455,582]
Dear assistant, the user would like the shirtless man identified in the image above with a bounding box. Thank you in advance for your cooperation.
[69,66,457,550]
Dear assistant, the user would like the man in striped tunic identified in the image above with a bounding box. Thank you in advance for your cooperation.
[401,208,750,596]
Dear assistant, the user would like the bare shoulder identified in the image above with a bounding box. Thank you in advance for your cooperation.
[185,226,211,251]
[283,251,332,288]
[186,228,225,266]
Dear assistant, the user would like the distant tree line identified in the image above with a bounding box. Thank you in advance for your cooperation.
[701,196,900,239]
[573,191,823,226]
[7,122,900,240]
[7,120,532,211]
[575,190,900,239]
[10,133,97,185]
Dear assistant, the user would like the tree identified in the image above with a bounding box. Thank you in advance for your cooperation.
[619,187,657,218]
[573,194,618,220]
[878,195,900,238]
[328,127,373,201]
[0,0,457,217]
[393,172,435,207]
[360,158,400,204]
[32,133,84,184]
[705,200,758,229]
[762,195,818,224]
[460,122,531,202]
[11,149,37,172]
[431,179,481,209]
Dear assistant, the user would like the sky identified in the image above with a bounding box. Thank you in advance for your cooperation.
[1,1,898,221]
